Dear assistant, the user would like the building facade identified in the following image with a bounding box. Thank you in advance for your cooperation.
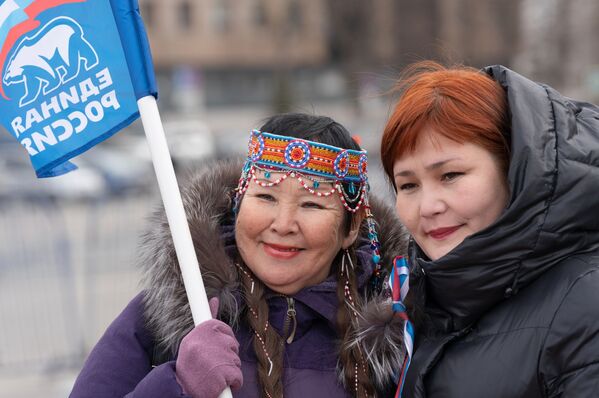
[136,0,598,107]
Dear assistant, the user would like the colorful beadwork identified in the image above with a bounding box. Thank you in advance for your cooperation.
[249,132,265,161]
[284,140,311,168]
[247,130,366,183]
[333,150,350,178]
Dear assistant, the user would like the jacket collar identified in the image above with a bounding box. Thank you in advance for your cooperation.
[290,246,375,329]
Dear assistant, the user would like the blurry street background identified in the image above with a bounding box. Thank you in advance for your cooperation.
[1,0,599,396]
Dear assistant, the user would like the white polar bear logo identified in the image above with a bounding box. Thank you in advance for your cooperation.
[3,16,99,107]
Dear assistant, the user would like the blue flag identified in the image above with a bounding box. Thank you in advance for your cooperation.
[0,0,157,177]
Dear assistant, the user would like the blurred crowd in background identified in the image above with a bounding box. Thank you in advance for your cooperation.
[1,0,598,396]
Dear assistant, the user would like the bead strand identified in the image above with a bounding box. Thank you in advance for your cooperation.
[234,263,275,379]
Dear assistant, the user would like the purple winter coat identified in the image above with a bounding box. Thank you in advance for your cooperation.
[69,160,407,398]
[71,278,358,397]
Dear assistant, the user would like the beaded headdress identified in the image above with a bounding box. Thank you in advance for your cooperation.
[235,130,384,286]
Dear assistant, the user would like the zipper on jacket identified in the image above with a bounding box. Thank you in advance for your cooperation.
[281,297,297,344]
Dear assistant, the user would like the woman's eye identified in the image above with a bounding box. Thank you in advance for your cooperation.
[302,201,324,209]
[441,172,464,182]
[398,182,417,191]
[256,193,275,201]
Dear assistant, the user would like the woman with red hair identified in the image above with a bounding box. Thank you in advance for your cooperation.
[381,62,599,397]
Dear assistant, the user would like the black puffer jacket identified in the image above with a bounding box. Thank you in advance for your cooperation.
[404,66,599,397]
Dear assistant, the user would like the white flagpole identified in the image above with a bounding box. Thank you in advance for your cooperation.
[137,95,233,398]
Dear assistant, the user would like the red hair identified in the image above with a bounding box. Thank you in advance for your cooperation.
[381,61,511,188]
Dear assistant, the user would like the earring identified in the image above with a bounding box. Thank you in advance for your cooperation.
[341,248,354,276]
[342,249,359,320]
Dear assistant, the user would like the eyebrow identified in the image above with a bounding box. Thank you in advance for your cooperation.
[251,180,333,197]
[394,157,461,177]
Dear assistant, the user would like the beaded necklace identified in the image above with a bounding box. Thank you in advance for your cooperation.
[341,250,372,398]
[235,263,275,398]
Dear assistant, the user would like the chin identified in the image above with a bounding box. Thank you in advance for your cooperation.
[422,245,454,261]
[262,277,295,290]
[266,284,298,295]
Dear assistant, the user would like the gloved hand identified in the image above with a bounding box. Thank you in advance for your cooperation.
[176,297,243,398]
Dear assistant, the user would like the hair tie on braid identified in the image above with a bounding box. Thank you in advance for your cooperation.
[341,248,355,276]
[235,262,283,397]
[337,249,376,397]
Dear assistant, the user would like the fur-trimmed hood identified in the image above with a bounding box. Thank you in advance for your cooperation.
[138,158,408,391]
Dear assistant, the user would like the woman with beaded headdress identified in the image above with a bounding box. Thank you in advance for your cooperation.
[70,113,408,398]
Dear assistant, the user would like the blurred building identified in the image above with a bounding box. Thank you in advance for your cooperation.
[515,0,599,102]
[326,0,521,112]
[328,0,521,68]
[434,0,521,67]
[137,0,598,109]
[139,0,522,70]
[140,0,327,68]
[138,0,332,109]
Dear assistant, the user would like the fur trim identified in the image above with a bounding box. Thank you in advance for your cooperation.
[138,158,409,384]
[138,159,242,359]
[347,298,407,392]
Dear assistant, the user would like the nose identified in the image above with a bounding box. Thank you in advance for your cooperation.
[269,203,299,235]
[419,186,447,218]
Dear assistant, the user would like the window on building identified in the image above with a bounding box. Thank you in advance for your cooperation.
[212,0,231,33]
[288,0,302,31]
[253,0,268,27]
[179,0,193,31]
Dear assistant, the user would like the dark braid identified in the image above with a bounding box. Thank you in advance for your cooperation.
[336,248,376,397]
[238,264,285,398]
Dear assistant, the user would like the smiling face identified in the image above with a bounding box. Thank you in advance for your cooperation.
[393,128,509,260]
[235,171,359,295]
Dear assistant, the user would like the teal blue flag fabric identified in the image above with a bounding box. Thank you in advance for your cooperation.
[0,0,157,177]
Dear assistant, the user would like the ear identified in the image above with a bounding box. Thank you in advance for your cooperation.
[342,208,365,249]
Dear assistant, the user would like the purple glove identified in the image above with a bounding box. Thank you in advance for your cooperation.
[176,298,243,398]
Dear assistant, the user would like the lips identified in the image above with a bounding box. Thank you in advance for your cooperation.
[263,243,303,259]
[427,225,461,240]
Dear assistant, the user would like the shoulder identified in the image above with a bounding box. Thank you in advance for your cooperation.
[106,292,154,348]
[543,251,599,332]
[71,294,153,382]
[544,252,599,334]
[70,294,185,396]
[475,252,599,333]
[539,252,599,390]
[539,252,599,307]
[524,251,599,309]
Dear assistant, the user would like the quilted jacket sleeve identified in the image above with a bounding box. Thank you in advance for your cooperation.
[540,263,599,397]
[69,293,190,398]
